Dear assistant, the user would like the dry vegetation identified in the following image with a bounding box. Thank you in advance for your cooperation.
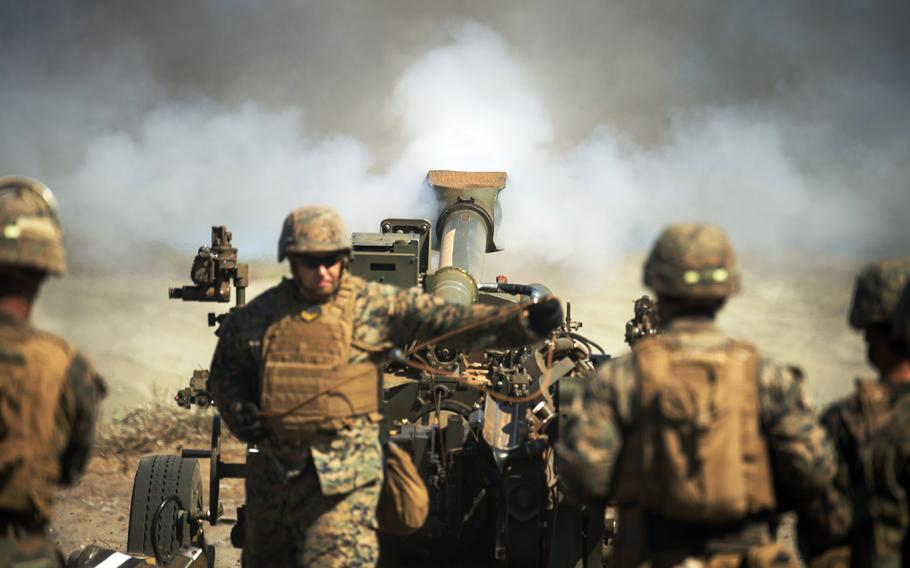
[96,395,214,458]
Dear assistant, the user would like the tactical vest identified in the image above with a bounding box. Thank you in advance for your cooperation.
[0,323,73,521]
[259,276,380,443]
[614,334,776,523]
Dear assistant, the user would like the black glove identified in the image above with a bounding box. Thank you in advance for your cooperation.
[526,298,564,337]
[229,401,263,443]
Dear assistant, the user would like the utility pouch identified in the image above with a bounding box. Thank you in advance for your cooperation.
[377,441,429,535]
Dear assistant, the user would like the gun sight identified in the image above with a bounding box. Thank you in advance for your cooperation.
[169,225,249,326]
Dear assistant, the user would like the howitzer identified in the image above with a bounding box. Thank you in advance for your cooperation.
[353,171,609,567]
[123,173,613,567]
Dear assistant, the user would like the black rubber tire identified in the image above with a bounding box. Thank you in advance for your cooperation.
[126,454,204,559]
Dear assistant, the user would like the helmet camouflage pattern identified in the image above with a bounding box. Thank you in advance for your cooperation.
[644,223,740,299]
[0,176,66,275]
[278,205,351,261]
[893,281,910,347]
[848,256,910,330]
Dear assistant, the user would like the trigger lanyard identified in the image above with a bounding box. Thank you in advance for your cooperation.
[261,295,558,418]
[400,296,560,404]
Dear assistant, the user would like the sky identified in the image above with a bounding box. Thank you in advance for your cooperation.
[2,1,908,276]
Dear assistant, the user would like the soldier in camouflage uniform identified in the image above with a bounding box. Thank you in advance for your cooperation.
[0,177,107,568]
[858,280,910,566]
[208,206,562,567]
[555,223,836,568]
[797,257,910,567]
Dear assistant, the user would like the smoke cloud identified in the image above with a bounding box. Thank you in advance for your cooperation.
[2,2,908,277]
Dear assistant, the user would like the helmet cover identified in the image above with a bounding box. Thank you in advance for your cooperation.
[278,206,351,261]
[643,223,740,299]
[0,175,66,275]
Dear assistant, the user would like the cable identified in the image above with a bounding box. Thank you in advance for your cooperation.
[568,332,606,355]
[406,300,533,356]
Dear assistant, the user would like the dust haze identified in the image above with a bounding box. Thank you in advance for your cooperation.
[3,2,908,408]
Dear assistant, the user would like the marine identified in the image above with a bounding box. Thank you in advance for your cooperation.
[207,205,563,567]
[859,279,910,566]
[0,176,107,567]
[797,257,910,567]
[555,223,836,567]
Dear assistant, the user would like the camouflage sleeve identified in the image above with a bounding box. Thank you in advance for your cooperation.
[820,400,859,502]
[208,315,260,434]
[758,360,837,504]
[796,400,855,555]
[361,282,539,349]
[866,402,910,567]
[554,355,634,500]
[57,352,107,485]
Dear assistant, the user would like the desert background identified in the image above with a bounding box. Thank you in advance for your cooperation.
[3,1,908,565]
[32,239,873,416]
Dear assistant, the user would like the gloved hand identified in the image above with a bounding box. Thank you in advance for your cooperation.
[526,298,564,337]
[229,401,263,443]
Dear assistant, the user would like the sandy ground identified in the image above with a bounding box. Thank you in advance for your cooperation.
[40,252,871,565]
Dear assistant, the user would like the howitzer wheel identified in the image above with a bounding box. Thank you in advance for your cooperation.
[127,454,204,560]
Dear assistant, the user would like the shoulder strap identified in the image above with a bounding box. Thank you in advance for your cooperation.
[632,336,672,474]
[327,274,365,321]
[340,276,395,353]
[632,336,673,403]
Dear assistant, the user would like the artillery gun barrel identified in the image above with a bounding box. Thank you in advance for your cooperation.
[428,170,506,305]
[438,206,487,282]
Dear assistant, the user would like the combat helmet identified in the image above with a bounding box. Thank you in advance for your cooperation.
[644,223,740,299]
[277,205,351,261]
[848,257,910,330]
[0,176,66,275]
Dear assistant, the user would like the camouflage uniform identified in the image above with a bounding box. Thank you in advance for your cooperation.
[836,279,910,567]
[556,223,836,567]
[798,258,910,567]
[0,177,107,568]
[863,387,910,568]
[209,206,543,568]
[856,385,910,568]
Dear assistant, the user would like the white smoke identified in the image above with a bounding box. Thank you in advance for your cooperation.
[67,102,375,259]
[2,11,908,276]
[6,4,903,408]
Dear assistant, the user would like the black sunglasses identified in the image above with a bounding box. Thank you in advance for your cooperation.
[293,253,345,269]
